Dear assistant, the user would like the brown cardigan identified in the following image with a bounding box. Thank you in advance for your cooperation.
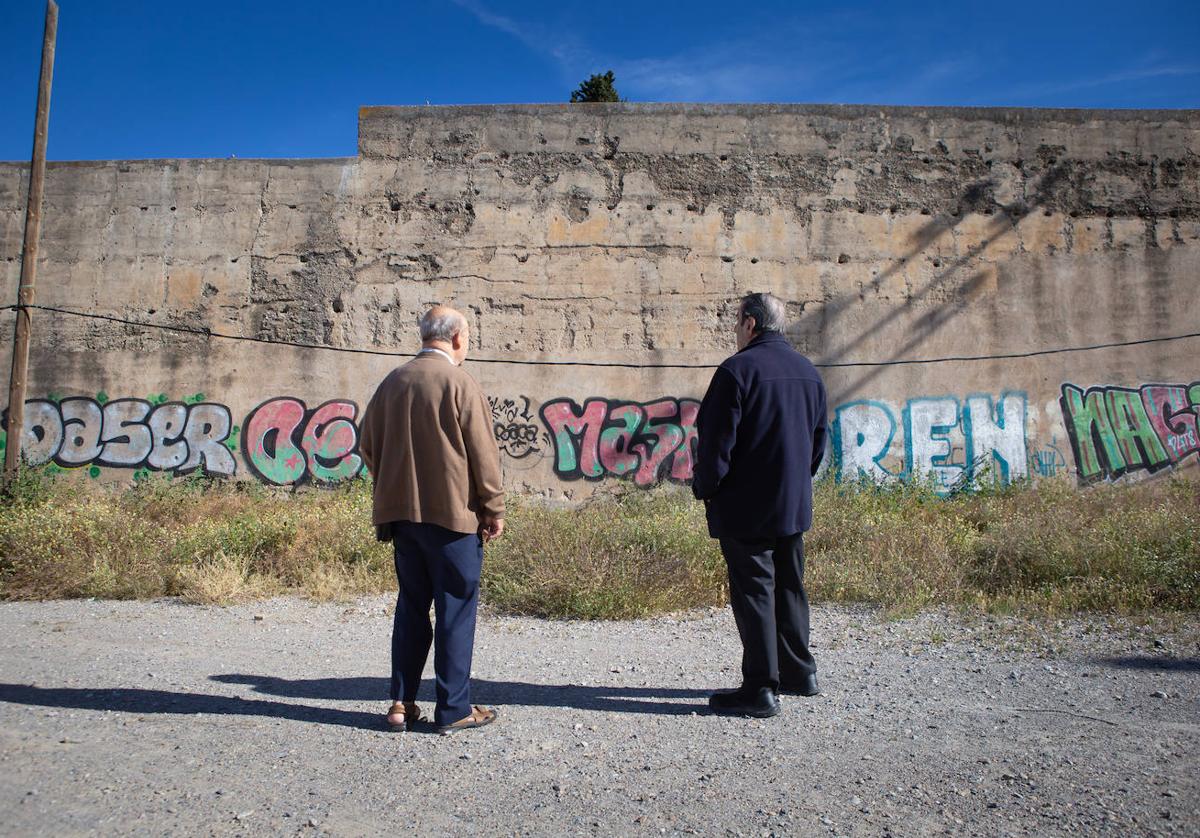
[360,354,505,535]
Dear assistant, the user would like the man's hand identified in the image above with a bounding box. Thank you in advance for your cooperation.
[479,514,505,543]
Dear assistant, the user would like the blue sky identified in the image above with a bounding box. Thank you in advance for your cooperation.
[2,0,1197,160]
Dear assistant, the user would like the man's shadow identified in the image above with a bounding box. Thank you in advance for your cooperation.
[209,674,709,717]
[0,682,378,730]
[0,676,709,733]
[1095,656,1200,673]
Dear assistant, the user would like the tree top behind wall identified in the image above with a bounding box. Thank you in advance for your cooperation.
[570,71,622,103]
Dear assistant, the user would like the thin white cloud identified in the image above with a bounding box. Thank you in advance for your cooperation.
[447,2,1197,107]
[449,0,816,100]
[449,0,585,68]
[1012,63,1200,99]
[449,0,525,41]
[445,2,986,106]
[825,56,981,105]
[616,54,801,102]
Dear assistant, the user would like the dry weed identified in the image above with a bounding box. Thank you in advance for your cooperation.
[176,552,278,605]
[0,468,1195,618]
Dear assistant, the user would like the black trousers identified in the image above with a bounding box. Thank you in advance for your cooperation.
[718,532,815,691]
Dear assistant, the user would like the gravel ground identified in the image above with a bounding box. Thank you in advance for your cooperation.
[0,598,1196,837]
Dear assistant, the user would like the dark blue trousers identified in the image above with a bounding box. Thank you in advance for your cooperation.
[389,521,483,727]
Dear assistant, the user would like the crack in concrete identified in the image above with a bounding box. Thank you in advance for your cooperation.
[249,168,272,259]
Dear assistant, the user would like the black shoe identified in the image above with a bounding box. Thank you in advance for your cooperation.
[708,686,781,718]
[777,673,820,697]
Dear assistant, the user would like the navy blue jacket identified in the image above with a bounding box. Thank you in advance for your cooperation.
[692,332,828,538]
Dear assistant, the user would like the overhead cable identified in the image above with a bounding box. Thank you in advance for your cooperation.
[5,303,1198,370]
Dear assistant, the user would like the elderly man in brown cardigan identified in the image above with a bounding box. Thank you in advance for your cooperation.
[360,304,505,734]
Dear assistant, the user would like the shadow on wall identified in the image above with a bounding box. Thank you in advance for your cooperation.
[794,166,1068,403]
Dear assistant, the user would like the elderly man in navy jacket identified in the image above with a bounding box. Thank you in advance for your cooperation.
[693,292,828,718]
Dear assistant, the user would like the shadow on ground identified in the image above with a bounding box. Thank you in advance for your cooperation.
[0,675,711,733]
[0,683,379,729]
[1095,656,1200,673]
[212,673,709,717]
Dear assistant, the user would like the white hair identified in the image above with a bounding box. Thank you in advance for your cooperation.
[419,307,465,342]
[740,292,786,333]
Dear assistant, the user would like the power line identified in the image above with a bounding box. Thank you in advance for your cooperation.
[6,303,1199,370]
[817,330,1200,368]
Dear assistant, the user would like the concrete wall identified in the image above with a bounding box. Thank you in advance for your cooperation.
[1,104,1197,496]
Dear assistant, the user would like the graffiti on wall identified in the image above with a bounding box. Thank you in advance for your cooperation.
[488,395,547,460]
[1030,440,1068,478]
[831,392,1029,490]
[1,392,237,479]
[7,382,1196,490]
[539,397,700,487]
[0,392,365,485]
[536,392,1031,492]
[1059,381,1200,484]
[242,397,364,485]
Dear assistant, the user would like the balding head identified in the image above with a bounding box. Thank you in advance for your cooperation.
[419,305,466,342]
[419,304,470,364]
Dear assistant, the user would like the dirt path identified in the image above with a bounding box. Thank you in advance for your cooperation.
[0,598,1196,837]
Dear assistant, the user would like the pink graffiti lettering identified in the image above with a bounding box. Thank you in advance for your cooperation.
[633,399,684,486]
[243,398,307,485]
[1141,385,1200,463]
[670,399,700,481]
[540,398,608,479]
[539,397,701,487]
[244,397,363,485]
[301,401,363,483]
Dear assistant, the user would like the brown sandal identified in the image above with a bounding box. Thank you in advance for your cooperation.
[385,701,422,732]
[436,705,498,735]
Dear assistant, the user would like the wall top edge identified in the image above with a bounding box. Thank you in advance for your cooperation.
[0,157,354,169]
[359,102,1200,123]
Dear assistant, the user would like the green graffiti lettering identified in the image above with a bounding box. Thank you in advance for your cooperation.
[1060,385,1125,481]
[1106,389,1170,471]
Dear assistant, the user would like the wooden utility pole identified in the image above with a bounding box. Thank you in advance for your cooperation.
[5,1,59,482]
